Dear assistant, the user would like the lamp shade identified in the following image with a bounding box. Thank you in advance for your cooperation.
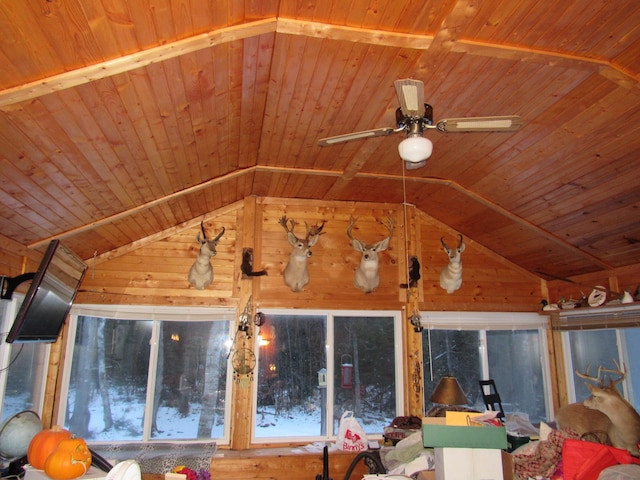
[429,376,468,405]
[398,136,433,163]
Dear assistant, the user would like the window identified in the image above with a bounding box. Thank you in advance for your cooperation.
[0,296,48,421]
[421,312,551,424]
[554,305,640,411]
[59,305,234,443]
[253,310,402,442]
[563,328,640,410]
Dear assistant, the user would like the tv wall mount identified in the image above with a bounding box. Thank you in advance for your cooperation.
[0,273,36,300]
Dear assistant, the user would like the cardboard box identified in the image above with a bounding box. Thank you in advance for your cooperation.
[416,470,436,480]
[502,450,514,480]
[422,417,507,449]
[434,448,503,480]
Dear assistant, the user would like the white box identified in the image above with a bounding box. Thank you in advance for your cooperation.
[434,448,503,480]
[24,466,108,480]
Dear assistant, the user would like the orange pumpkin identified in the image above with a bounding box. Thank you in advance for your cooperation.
[27,426,72,470]
[44,437,92,480]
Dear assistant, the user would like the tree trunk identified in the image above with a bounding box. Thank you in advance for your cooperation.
[198,323,218,437]
[68,318,95,437]
[97,318,113,430]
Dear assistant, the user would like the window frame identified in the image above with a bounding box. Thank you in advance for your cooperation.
[0,294,50,419]
[58,304,236,445]
[555,305,640,408]
[561,328,637,404]
[420,311,553,420]
[250,308,404,445]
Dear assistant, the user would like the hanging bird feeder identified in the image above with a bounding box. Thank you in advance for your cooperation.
[341,354,353,389]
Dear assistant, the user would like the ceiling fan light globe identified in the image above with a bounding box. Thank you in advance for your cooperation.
[398,136,433,163]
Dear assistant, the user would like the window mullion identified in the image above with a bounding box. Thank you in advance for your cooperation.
[142,320,161,441]
[326,314,334,437]
[479,331,489,379]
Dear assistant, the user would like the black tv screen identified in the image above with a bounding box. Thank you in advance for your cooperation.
[6,240,87,343]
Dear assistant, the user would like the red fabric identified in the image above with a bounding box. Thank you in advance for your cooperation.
[562,439,640,480]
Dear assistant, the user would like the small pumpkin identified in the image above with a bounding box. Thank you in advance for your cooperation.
[27,426,72,470]
[44,437,92,480]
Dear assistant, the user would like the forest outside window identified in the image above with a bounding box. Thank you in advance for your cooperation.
[59,306,234,443]
[421,312,551,424]
[253,310,402,442]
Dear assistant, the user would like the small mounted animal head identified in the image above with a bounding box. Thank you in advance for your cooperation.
[188,221,225,290]
[439,234,465,294]
[278,215,326,292]
[347,215,394,293]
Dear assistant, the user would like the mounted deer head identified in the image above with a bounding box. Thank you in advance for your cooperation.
[556,360,640,456]
[347,215,394,294]
[278,215,326,292]
[188,221,225,290]
[439,234,465,294]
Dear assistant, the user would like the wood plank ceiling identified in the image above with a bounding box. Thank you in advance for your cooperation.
[0,0,639,280]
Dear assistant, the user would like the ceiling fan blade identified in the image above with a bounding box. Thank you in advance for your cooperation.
[394,79,425,117]
[318,127,396,146]
[436,115,522,132]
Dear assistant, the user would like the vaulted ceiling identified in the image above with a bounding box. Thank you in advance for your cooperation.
[1,0,639,281]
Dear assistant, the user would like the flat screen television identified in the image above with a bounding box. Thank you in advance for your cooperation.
[5,240,87,343]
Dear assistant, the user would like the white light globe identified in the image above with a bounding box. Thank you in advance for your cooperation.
[398,136,433,163]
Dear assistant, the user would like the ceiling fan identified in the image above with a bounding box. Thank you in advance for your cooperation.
[318,79,522,169]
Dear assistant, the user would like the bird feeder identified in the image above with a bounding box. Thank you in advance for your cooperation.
[340,354,353,389]
[317,368,327,388]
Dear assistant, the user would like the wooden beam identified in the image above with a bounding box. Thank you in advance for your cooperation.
[27,162,615,271]
[0,18,278,109]
[28,168,254,251]
[275,18,433,49]
[451,39,639,88]
[1,16,637,110]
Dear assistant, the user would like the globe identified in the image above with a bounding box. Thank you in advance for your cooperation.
[0,410,42,460]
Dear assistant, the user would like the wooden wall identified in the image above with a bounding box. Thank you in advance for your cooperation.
[11,196,636,450]
[76,197,543,311]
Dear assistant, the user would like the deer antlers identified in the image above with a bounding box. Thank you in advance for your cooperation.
[278,215,326,292]
[576,359,626,387]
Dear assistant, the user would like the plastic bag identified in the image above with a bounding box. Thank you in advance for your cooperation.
[336,411,368,452]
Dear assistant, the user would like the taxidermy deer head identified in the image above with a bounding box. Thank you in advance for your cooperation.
[278,215,326,292]
[439,234,465,294]
[555,360,640,456]
[347,215,394,294]
[188,221,225,290]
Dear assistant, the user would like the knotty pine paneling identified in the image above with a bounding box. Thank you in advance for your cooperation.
[75,197,543,313]
[77,209,240,306]
[417,211,541,312]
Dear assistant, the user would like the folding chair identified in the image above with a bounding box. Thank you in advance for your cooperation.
[478,379,505,420]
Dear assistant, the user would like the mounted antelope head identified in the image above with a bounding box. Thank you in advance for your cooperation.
[347,215,394,294]
[439,234,465,294]
[556,360,640,456]
[188,221,225,290]
[278,215,326,292]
